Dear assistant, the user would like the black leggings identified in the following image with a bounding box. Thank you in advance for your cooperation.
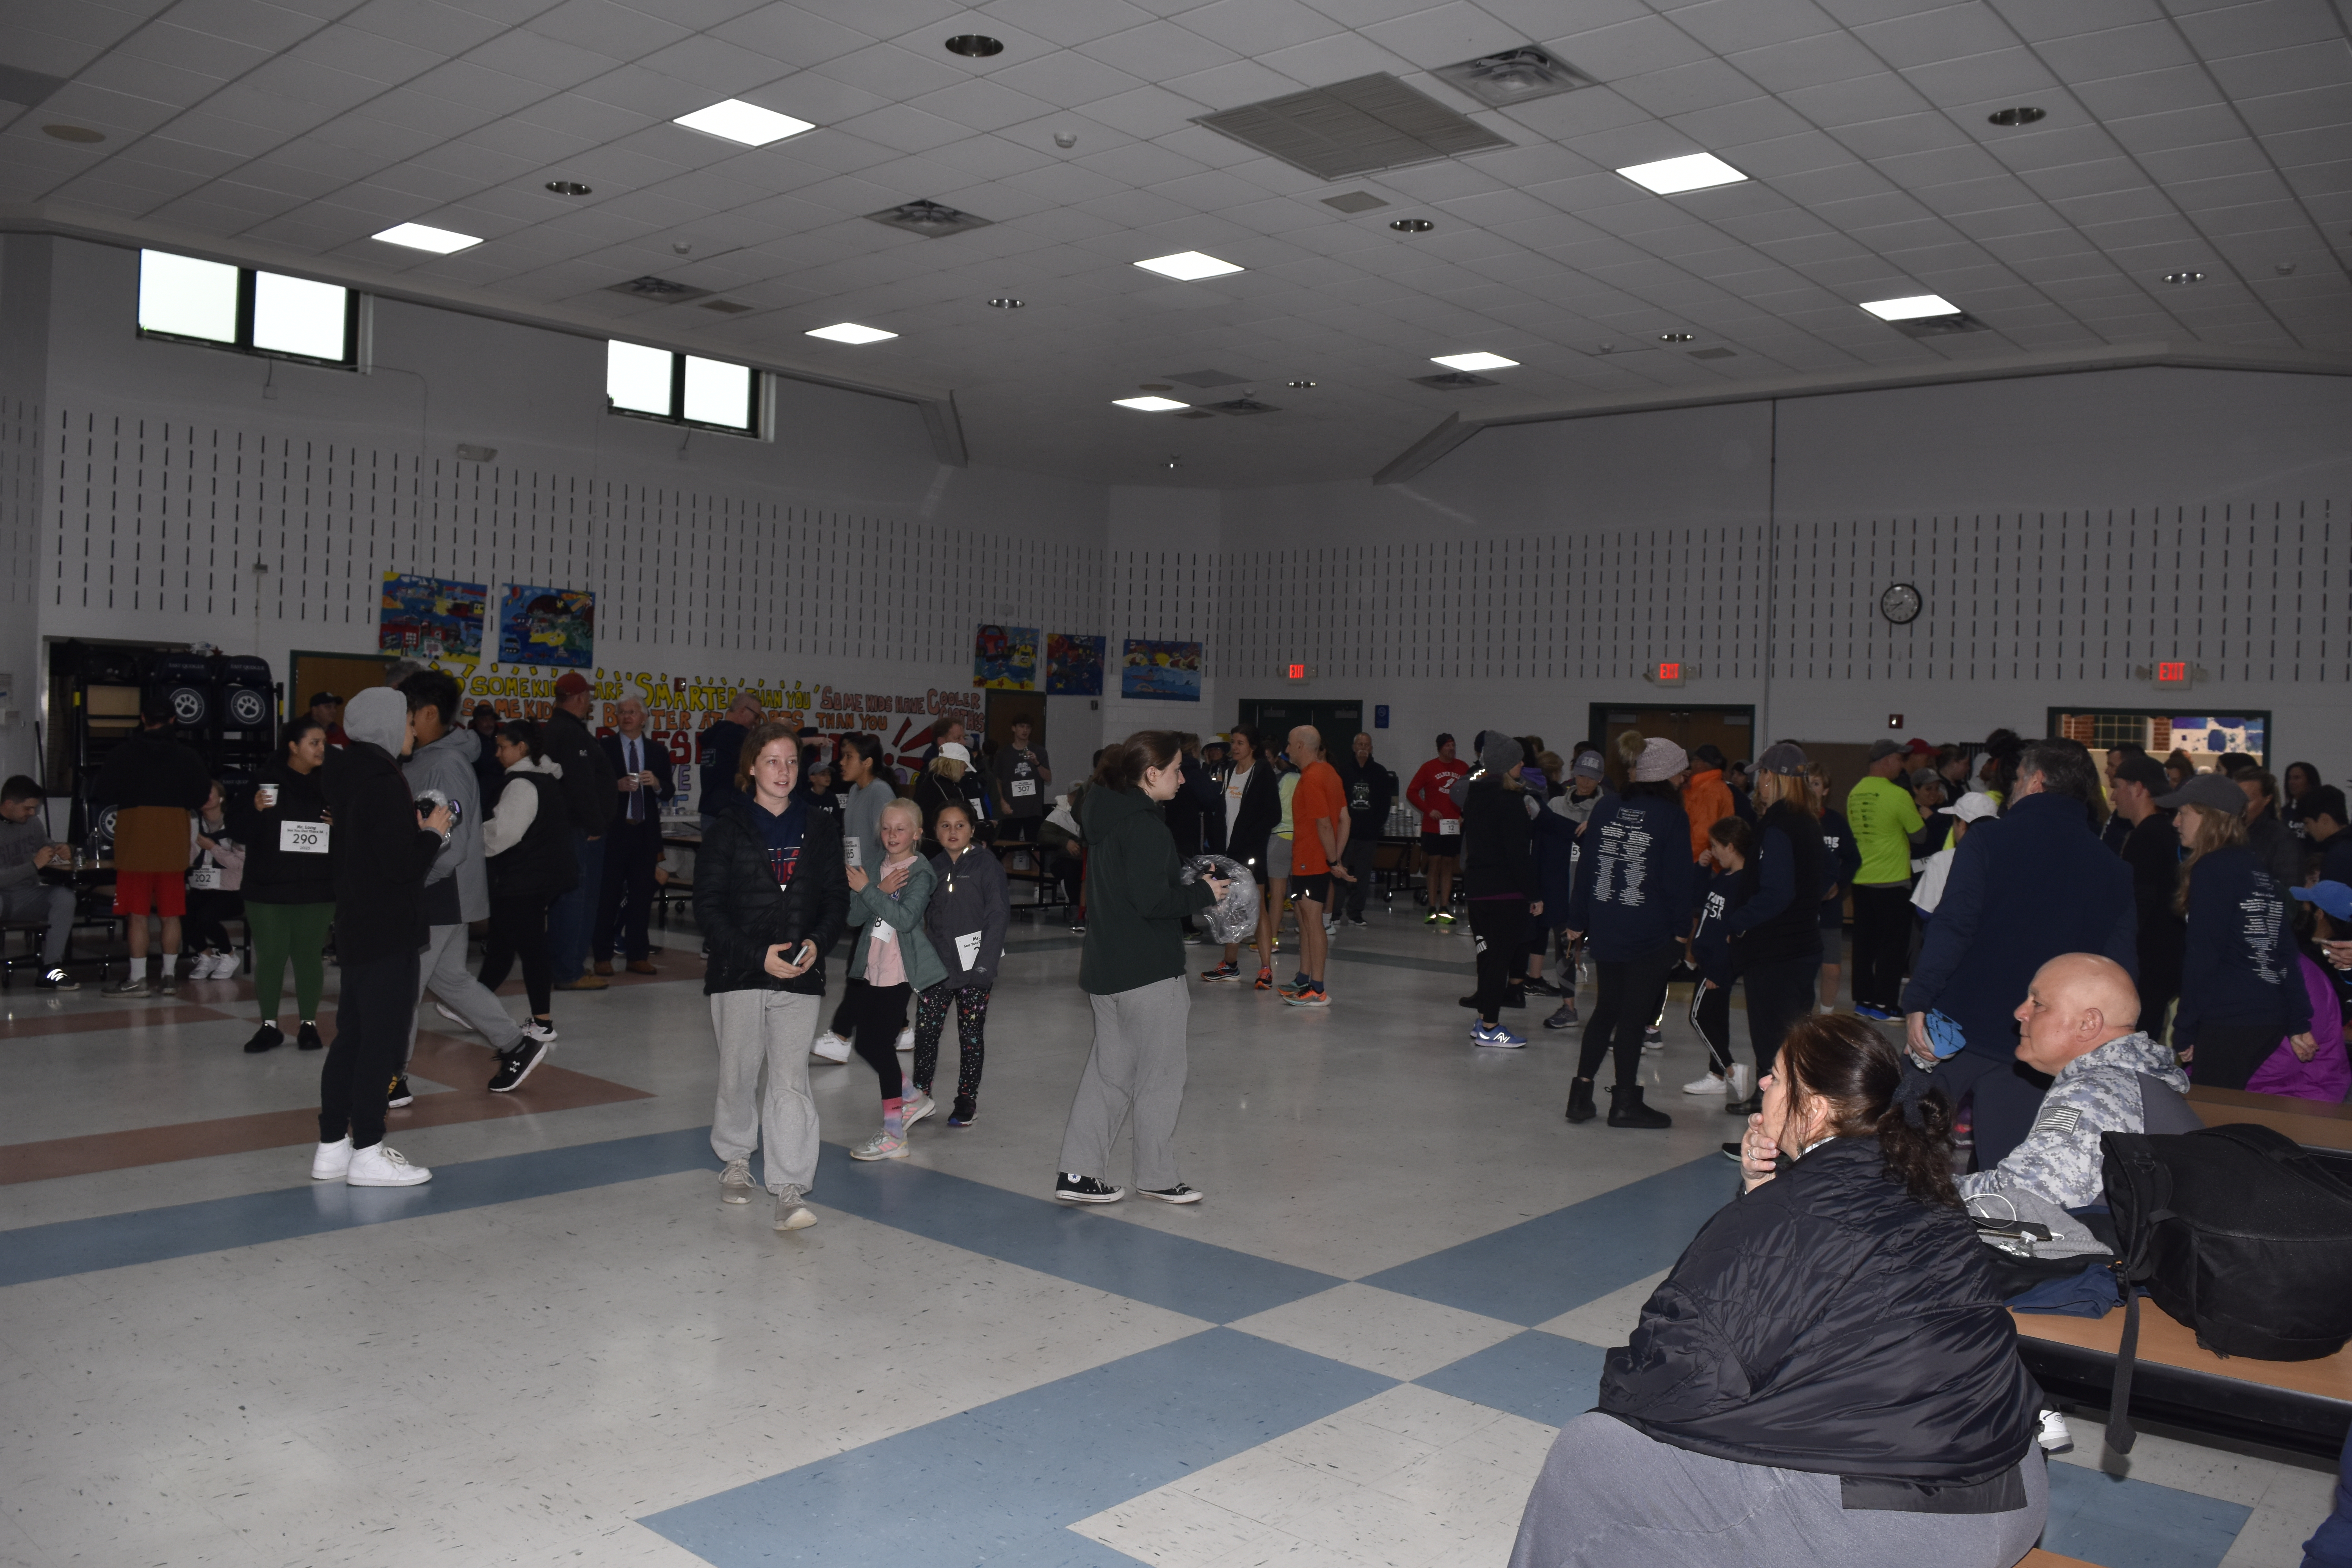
[842,976,911,1100]
[1576,940,1679,1090]
[479,893,554,1017]
[1742,955,1821,1078]
[1690,980,1734,1074]
[320,951,418,1149]
[1470,898,1528,1023]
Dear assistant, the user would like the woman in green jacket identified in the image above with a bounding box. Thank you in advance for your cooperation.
[844,796,947,1161]
[1054,732,1230,1207]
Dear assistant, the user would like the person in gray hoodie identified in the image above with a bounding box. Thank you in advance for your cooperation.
[911,801,1011,1127]
[397,671,533,1096]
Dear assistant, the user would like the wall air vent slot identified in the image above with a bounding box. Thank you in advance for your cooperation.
[1196,74,1512,181]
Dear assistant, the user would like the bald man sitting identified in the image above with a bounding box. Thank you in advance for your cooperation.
[1958,954,2191,1212]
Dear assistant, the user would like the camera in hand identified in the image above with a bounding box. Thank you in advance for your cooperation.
[415,790,461,827]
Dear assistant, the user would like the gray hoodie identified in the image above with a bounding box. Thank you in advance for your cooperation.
[403,723,490,923]
[1957,1030,2190,1211]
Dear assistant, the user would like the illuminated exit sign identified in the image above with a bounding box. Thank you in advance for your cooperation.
[1646,661,1691,686]
[1284,663,1314,681]
[2156,661,2189,685]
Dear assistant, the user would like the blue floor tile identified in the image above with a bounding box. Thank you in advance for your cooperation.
[1361,1154,1735,1325]
[804,1143,1344,1324]
[639,1327,1397,1567]
[2043,1461,2253,1568]
[1415,1330,1608,1428]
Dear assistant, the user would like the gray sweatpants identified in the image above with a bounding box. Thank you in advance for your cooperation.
[1059,975,1190,1191]
[710,988,820,1194]
[1,882,76,965]
[407,921,525,1065]
[1510,1412,2047,1568]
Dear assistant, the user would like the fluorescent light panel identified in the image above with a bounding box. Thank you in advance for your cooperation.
[1134,251,1243,281]
[805,322,896,344]
[1113,396,1189,411]
[372,221,481,253]
[674,99,813,147]
[1615,152,1747,195]
[1431,351,1517,372]
[1860,294,1962,321]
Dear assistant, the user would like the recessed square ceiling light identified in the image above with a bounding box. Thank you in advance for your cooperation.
[1431,351,1517,372]
[371,221,481,254]
[674,99,815,147]
[1134,251,1243,281]
[1859,294,1961,321]
[1113,396,1189,411]
[1614,152,1747,195]
[805,322,897,344]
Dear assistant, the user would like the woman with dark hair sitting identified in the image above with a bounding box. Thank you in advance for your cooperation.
[1512,1013,2046,1568]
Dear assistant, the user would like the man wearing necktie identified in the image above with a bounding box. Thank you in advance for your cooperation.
[595,697,677,976]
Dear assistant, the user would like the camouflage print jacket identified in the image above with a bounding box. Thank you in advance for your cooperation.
[1958,1031,2188,1211]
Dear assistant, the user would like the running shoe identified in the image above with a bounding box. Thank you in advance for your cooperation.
[1471,1022,1526,1048]
[1434,910,1456,924]
[1853,1004,1897,1021]
[1682,1070,1729,1096]
[850,1131,908,1161]
[1541,1003,1579,1031]
[1199,960,1243,983]
[1285,984,1329,1008]
[1642,1026,1664,1051]
[1253,967,1274,991]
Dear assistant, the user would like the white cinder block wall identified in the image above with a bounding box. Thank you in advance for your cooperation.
[7,232,2350,792]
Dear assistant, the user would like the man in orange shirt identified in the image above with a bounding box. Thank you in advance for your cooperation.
[1283,725,1349,1008]
[1683,744,1735,860]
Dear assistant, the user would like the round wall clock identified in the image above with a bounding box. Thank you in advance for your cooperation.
[1880,583,1923,624]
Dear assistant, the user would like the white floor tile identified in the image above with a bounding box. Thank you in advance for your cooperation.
[1228,1282,1522,1380]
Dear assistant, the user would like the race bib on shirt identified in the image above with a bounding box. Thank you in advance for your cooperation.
[869,920,895,945]
[186,866,223,891]
[1011,779,1037,797]
[955,931,982,969]
[844,838,863,869]
[280,820,329,854]
[1438,818,1461,836]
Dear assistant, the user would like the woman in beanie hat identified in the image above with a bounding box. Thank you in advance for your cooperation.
[1561,737,1695,1127]
[1719,742,1831,1116]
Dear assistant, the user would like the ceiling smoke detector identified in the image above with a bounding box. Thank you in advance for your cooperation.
[866,199,993,236]
[945,34,1004,56]
[606,274,711,303]
[1986,106,2047,126]
[1196,73,1510,181]
[1432,46,1595,109]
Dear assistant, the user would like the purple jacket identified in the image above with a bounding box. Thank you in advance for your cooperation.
[2245,954,2350,1103]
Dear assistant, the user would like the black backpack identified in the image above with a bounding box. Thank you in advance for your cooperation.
[2098,1122,2352,1450]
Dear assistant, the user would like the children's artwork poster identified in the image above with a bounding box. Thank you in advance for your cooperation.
[1045,633,1105,696]
[2158,716,2267,761]
[1120,639,1201,702]
[498,586,595,668]
[379,572,486,658]
[973,624,1038,690]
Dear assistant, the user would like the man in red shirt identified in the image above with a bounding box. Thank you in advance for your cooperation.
[1283,726,1349,1007]
[1406,734,1467,924]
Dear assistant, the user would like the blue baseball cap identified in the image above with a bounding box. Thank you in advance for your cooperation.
[2291,881,2352,921]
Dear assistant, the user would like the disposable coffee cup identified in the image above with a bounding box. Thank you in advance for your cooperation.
[257,783,280,808]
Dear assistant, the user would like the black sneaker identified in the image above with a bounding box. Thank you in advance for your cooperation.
[1720,1142,1744,1161]
[947,1096,977,1127]
[488,1036,547,1093]
[36,967,78,992]
[1054,1172,1123,1204]
[1346,915,1368,927]
[1139,1182,1203,1204]
[1502,987,1527,1010]
[386,1074,414,1109]
[1525,976,1564,998]
[243,1022,284,1054]
[1542,1002,1579,1030]
[296,1022,325,1052]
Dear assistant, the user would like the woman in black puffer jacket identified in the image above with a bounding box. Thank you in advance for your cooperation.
[1511,1014,2045,1568]
[693,720,849,1228]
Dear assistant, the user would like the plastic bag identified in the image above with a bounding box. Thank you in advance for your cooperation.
[1182,854,1260,944]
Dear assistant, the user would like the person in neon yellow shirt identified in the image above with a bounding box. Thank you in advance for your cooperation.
[1845,740,1926,1020]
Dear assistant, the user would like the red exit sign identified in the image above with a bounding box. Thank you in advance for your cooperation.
[1656,661,1681,681]
[2156,661,2188,683]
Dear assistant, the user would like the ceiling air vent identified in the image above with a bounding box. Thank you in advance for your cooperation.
[1321,191,1389,214]
[1196,74,1511,181]
[1165,368,1248,388]
[1175,409,1217,420]
[1889,312,1989,338]
[699,299,754,314]
[866,199,993,237]
[606,275,711,303]
[1411,371,1497,390]
[1432,47,1595,109]
[1204,397,1279,415]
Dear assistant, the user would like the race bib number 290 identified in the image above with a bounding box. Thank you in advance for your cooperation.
[280,821,330,854]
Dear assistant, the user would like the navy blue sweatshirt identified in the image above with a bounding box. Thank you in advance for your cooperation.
[1690,866,1747,986]
[2174,844,2311,1048]
[1723,802,1828,965]
[1565,789,1696,963]
[1818,807,1862,898]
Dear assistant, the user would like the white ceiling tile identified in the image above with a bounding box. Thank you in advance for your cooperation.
[341,0,517,53]
[2239,82,2352,137]
[1254,30,1418,86]
[113,22,282,80]
[1078,20,1241,79]
[1725,31,1885,93]
[409,59,558,115]
[1068,81,1210,138]
[1779,71,1933,125]
[2072,64,2227,120]
[924,130,1058,180]
[704,4,873,65]
[1074,140,1207,184]
[902,74,1060,133]
[1161,58,1311,109]
[1615,60,1774,116]
[1664,92,1817,146]
[2031,21,2196,80]
[1666,0,1842,55]
[818,42,972,101]
[982,0,1154,45]
[2208,42,2352,102]
[1832,109,1975,159]
[1849,5,2020,68]
[1899,47,2060,106]
[834,102,975,154]
[1353,2,1523,69]
[2174,0,2345,59]
[987,49,1149,108]
[1548,13,1719,78]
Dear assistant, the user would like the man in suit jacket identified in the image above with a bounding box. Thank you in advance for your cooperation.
[594,695,677,975]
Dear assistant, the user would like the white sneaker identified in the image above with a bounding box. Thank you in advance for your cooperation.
[1682,1070,1729,1096]
[193,953,227,979]
[810,1031,852,1063]
[719,1157,756,1205]
[435,1000,471,1029]
[895,1025,914,1053]
[310,1137,353,1181]
[216,952,243,979]
[902,1092,936,1131]
[2036,1408,2074,1453]
[850,1131,908,1161]
[346,1143,432,1187]
[521,1018,558,1043]
[773,1184,816,1231]
[1728,1063,1753,1099]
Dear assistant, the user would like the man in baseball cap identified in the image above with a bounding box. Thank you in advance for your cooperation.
[308,691,347,748]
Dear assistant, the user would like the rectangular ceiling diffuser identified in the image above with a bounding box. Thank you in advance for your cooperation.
[1196,74,1511,181]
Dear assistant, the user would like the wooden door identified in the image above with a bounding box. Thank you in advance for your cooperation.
[984,689,1046,751]
[289,651,400,722]
[1588,703,1757,788]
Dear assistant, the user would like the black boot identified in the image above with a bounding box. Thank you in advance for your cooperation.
[1725,1091,1761,1116]
[1608,1085,1672,1129]
[1564,1076,1597,1123]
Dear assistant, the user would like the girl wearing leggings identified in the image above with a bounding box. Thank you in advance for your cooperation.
[232,717,336,1054]
[1682,817,1751,1100]
[912,802,1009,1127]
[478,720,575,1040]
[845,797,945,1160]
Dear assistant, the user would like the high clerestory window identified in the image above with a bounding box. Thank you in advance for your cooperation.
[136,249,358,366]
[605,341,760,433]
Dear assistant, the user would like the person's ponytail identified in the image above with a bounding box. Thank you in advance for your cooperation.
[1777,1014,1959,1209]
[1095,730,1182,791]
